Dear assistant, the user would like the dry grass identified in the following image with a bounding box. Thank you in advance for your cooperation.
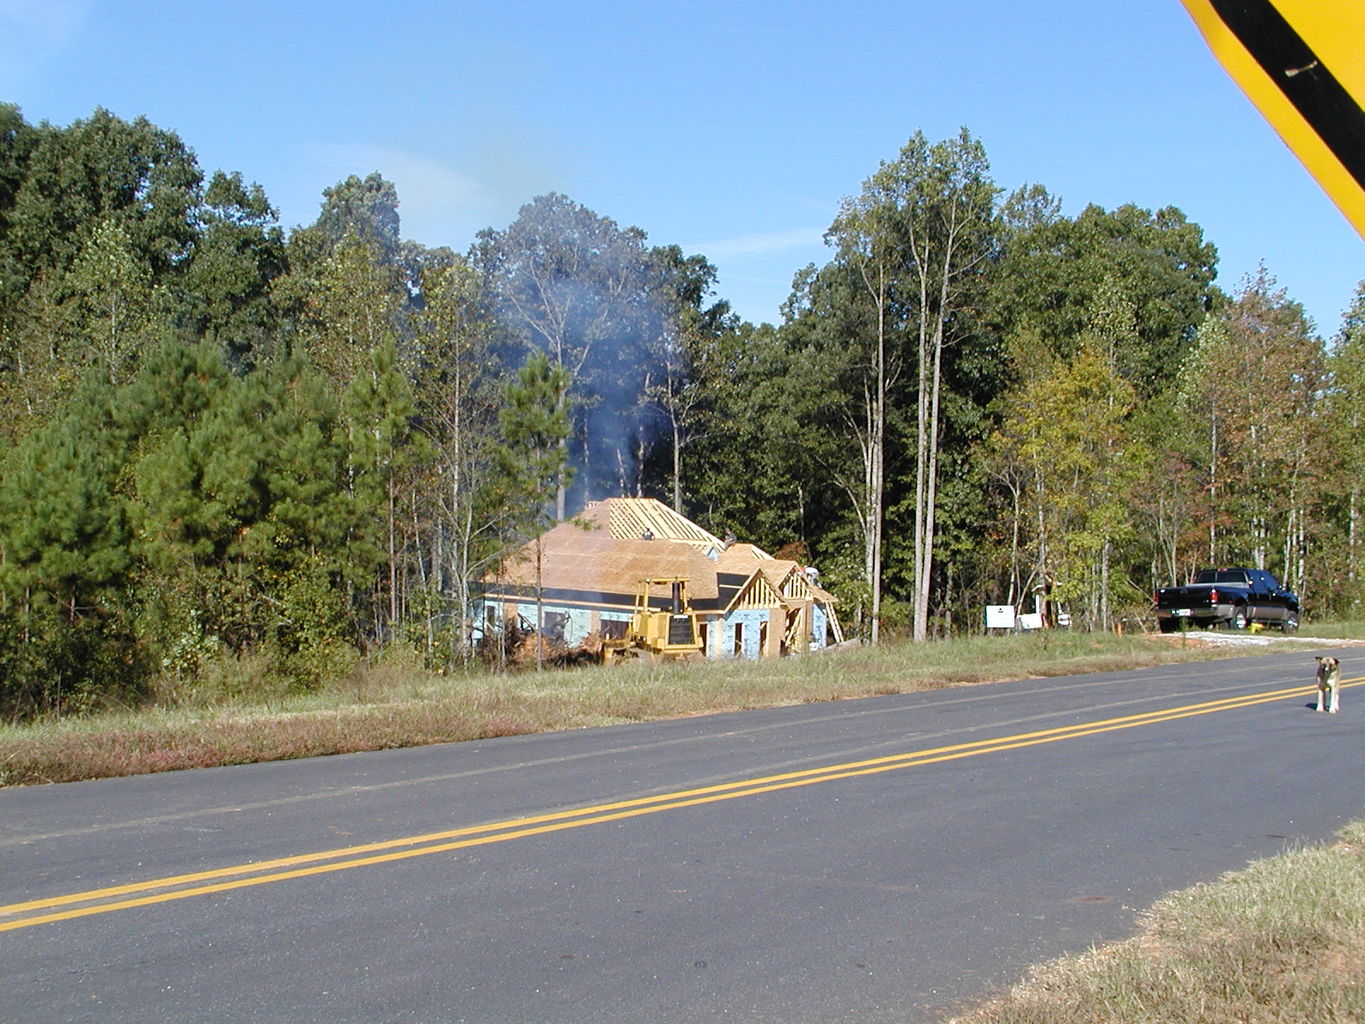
[0,631,1235,787]
[947,821,1365,1024]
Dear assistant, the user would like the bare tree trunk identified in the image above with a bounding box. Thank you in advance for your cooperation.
[534,533,544,672]
[456,495,472,656]
[914,313,945,642]
[1350,486,1360,613]
[870,308,886,645]
[556,435,568,519]
[672,413,684,513]
[1101,539,1111,630]
[837,257,891,647]
[1007,474,1022,607]
[388,475,398,634]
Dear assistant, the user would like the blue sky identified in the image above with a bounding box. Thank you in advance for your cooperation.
[2,0,1361,337]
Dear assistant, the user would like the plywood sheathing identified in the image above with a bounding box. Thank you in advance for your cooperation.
[489,507,722,604]
[713,542,774,566]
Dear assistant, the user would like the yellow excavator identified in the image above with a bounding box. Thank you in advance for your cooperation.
[602,577,703,662]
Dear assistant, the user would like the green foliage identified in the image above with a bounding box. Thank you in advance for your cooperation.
[67,219,155,383]
[991,199,1217,397]
[680,321,825,545]
[3,108,201,289]
[314,172,401,261]
[763,130,1003,640]
[1174,268,1324,591]
[995,340,1138,613]
[409,255,508,663]
[0,329,367,715]
[497,350,574,522]
[0,602,150,721]
[0,378,147,720]
[180,170,286,366]
[269,553,356,690]
[5,102,1364,721]
[1317,283,1365,615]
[345,339,431,641]
[309,233,405,383]
[0,393,130,611]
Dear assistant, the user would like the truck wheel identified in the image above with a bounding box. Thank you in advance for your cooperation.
[1228,605,1248,630]
[1158,619,1178,633]
[1282,612,1299,634]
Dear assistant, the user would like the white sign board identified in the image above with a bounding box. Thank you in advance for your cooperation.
[985,605,1016,630]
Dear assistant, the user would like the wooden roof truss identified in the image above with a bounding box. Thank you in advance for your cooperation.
[604,499,724,551]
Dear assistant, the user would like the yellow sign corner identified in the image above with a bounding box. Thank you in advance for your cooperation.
[1180,0,1365,239]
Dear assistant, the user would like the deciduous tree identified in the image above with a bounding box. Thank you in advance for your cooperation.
[411,255,506,661]
[1176,267,1324,594]
[181,171,286,367]
[474,193,661,516]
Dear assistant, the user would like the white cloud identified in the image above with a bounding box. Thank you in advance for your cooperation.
[687,226,828,257]
[306,143,490,245]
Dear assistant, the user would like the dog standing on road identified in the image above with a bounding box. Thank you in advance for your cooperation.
[1315,656,1341,713]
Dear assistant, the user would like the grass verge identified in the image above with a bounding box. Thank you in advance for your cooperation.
[947,820,1365,1024]
[1288,621,1365,640]
[2,630,1240,787]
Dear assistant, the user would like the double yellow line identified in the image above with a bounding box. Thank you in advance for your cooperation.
[1,679,1350,934]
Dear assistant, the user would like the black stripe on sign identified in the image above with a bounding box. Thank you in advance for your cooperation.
[1209,0,1365,190]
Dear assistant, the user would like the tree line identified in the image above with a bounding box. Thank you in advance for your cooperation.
[1,105,1361,719]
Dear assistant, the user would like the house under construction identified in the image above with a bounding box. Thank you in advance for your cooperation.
[473,498,842,659]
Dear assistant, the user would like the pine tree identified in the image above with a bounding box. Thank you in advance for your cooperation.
[496,352,573,669]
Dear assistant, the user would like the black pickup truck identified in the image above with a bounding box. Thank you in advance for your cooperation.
[1153,568,1299,633]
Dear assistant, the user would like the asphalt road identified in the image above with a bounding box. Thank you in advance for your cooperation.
[3,647,1363,1024]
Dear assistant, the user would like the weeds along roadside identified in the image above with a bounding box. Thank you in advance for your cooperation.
[0,630,1259,787]
[946,820,1365,1024]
